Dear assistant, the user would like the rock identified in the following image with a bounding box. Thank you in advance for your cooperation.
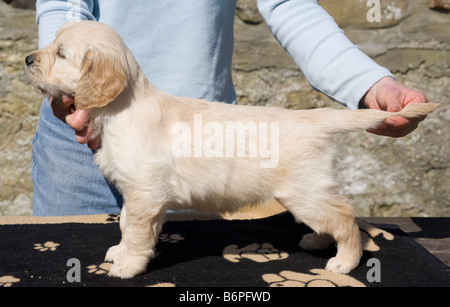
[0,1,40,215]
[320,0,409,29]
[429,0,450,12]
[2,0,35,10]
[373,49,450,77]
[0,194,32,216]
[236,0,263,24]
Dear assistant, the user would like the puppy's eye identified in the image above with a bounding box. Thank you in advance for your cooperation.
[56,50,65,59]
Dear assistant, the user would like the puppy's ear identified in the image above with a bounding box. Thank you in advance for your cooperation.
[75,48,127,109]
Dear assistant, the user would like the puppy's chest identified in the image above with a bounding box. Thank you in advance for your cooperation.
[93,147,116,180]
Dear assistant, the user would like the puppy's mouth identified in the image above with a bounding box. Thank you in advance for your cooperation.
[25,67,75,101]
[25,59,54,97]
[25,66,44,91]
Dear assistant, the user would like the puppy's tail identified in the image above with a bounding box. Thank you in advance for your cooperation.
[315,102,440,134]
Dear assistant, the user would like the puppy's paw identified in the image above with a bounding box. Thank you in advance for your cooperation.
[108,253,150,279]
[299,233,334,251]
[325,257,359,274]
[105,243,126,263]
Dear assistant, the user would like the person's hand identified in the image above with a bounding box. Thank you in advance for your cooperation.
[49,95,101,149]
[362,77,429,138]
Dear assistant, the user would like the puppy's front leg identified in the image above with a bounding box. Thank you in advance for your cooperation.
[107,196,164,279]
[105,206,128,263]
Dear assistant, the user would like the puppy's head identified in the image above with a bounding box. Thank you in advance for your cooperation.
[26,21,129,109]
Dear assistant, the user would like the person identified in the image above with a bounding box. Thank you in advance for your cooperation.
[32,0,428,216]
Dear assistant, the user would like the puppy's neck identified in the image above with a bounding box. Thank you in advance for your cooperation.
[88,65,162,142]
[124,71,153,101]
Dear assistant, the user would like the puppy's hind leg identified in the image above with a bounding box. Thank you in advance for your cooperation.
[278,192,362,274]
[322,198,362,274]
[299,232,334,251]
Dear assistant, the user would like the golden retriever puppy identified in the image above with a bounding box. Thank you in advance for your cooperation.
[26,21,438,278]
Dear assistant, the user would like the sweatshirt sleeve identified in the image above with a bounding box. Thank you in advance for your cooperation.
[36,0,97,48]
[257,0,394,109]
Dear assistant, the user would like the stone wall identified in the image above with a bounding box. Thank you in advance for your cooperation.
[0,0,448,216]
[0,1,40,215]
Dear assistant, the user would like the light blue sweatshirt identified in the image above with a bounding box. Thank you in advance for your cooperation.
[35,0,393,110]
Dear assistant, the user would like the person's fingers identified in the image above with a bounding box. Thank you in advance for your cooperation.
[61,95,76,107]
[65,110,101,147]
[49,95,75,123]
[367,119,420,138]
[49,97,66,122]
[48,95,101,148]
[74,126,92,144]
[385,115,410,128]
[65,109,90,132]
[87,136,101,150]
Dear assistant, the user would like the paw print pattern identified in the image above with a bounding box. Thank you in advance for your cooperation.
[262,269,365,287]
[223,243,288,263]
[159,233,184,243]
[357,219,394,252]
[0,276,20,287]
[106,214,120,223]
[34,241,60,252]
[87,262,112,275]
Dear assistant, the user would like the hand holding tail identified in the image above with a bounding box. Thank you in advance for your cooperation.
[361,77,430,138]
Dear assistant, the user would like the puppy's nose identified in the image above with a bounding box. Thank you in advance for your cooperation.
[25,54,35,67]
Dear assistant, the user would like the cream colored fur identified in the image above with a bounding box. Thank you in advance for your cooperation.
[26,21,439,278]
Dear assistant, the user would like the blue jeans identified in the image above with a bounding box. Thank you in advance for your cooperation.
[32,98,123,216]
